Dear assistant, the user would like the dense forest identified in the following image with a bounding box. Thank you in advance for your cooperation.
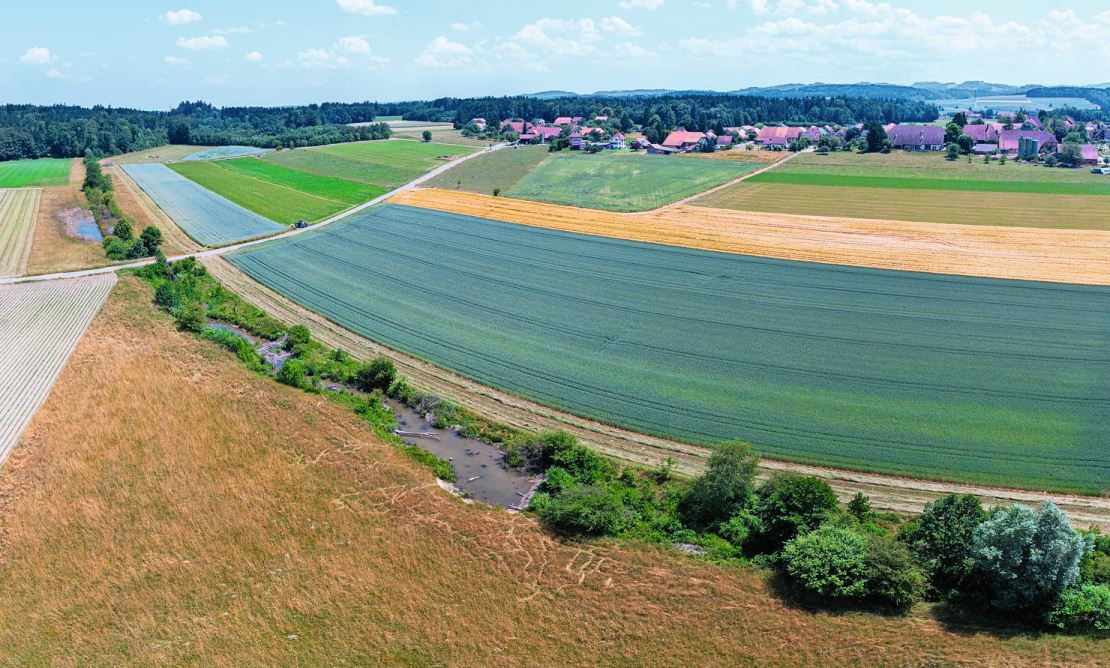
[0,101,392,162]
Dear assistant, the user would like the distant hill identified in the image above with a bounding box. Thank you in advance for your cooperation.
[913,81,1036,98]
[1024,86,1110,110]
[731,82,935,100]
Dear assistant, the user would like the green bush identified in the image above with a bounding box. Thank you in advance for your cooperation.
[1047,584,1110,634]
[782,526,870,601]
[865,539,926,610]
[276,358,309,389]
[174,300,206,332]
[718,510,761,548]
[124,237,147,259]
[140,225,163,254]
[355,356,397,392]
[153,281,181,310]
[753,475,840,552]
[532,485,629,537]
[899,493,986,598]
[200,327,266,372]
[679,440,759,529]
[113,219,133,241]
[285,324,311,350]
[103,237,127,260]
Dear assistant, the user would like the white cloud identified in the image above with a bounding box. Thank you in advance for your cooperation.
[177,35,229,50]
[204,74,228,85]
[415,36,474,69]
[298,48,350,69]
[163,56,191,67]
[451,21,481,31]
[619,0,664,9]
[336,36,372,53]
[613,42,657,59]
[244,51,264,63]
[18,47,55,65]
[162,9,202,25]
[46,69,65,79]
[336,0,397,16]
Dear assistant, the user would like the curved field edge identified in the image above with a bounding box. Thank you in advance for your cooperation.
[0,274,116,467]
[2,276,1100,665]
[390,189,1110,286]
[201,256,1110,529]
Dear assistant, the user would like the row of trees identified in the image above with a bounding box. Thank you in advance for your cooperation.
[527,438,1109,634]
[82,157,162,260]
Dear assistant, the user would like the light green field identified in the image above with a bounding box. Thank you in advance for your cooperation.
[263,141,475,190]
[0,159,71,188]
[218,159,384,205]
[506,152,756,212]
[168,161,358,226]
[426,145,549,195]
[695,150,1110,229]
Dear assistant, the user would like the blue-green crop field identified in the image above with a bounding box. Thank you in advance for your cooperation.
[229,204,1110,493]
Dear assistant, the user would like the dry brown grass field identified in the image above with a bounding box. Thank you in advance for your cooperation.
[0,275,1104,666]
[391,188,1110,286]
[678,148,789,164]
[24,159,108,275]
[694,182,1110,231]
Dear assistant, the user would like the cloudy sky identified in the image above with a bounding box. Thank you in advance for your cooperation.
[2,0,1109,108]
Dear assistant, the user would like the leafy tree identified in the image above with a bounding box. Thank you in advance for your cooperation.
[285,324,311,350]
[944,122,963,144]
[945,143,959,160]
[863,121,887,153]
[277,358,309,389]
[174,300,206,332]
[865,539,926,610]
[1046,584,1110,634]
[112,218,134,242]
[753,474,840,551]
[153,282,181,310]
[354,356,397,392]
[848,492,872,521]
[971,502,1092,612]
[1059,143,1083,167]
[957,133,975,153]
[952,111,968,127]
[782,526,870,600]
[422,130,432,142]
[899,493,986,596]
[678,440,760,528]
[140,226,163,254]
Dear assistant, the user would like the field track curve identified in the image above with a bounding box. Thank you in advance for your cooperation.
[0,274,116,467]
[390,188,1110,286]
[202,255,1110,529]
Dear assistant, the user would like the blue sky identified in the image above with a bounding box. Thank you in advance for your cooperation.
[2,1,1109,108]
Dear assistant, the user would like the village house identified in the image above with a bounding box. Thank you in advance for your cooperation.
[501,120,535,135]
[716,134,734,148]
[998,130,1058,154]
[887,125,946,151]
[646,143,679,155]
[662,129,707,152]
[962,124,1001,144]
[755,126,803,146]
[1078,144,1100,165]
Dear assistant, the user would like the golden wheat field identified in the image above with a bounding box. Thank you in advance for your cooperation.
[0,277,1102,666]
[391,189,1110,286]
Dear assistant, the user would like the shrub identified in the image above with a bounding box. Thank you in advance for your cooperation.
[277,358,309,389]
[971,502,1092,612]
[549,439,610,485]
[753,475,840,552]
[140,226,163,254]
[124,238,147,259]
[1082,552,1110,586]
[174,300,206,332]
[354,356,397,392]
[782,526,870,601]
[848,492,872,521]
[200,327,266,372]
[899,493,986,597]
[678,440,760,529]
[865,539,926,610]
[113,218,133,241]
[103,237,127,260]
[153,282,181,310]
[718,510,761,548]
[532,484,629,537]
[398,445,456,482]
[285,324,311,350]
[1047,584,1110,634]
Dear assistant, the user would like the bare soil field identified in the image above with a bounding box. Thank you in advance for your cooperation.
[391,188,1110,286]
[203,257,1110,529]
[0,275,1103,665]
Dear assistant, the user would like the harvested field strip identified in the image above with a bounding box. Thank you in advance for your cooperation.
[506,152,754,212]
[792,150,1108,182]
[216,158,385,205]
[122,163,284,246]
[203,255,1110,528]
[183,145,274,161]
[0,274,115,467]
[391,189,1110,285]
[748,171,1110,195]
[693,182,1110,231]
[0,159,71,188]
[0,189,41,278]
[228,205,1110,494]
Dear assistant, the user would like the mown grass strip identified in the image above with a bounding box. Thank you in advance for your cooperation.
[749,171,1110,195]
[0,159,71,188]
[218,158,385,205]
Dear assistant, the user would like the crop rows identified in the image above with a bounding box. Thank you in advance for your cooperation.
[0,188,42,278]
[391,189,1110,285]
[506,153,753,212]
[229,204,1110,493]
[0,274,116,468]
[122,164,284,246]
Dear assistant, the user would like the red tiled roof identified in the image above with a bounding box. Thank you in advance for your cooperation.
[756,126,803,143]
[553,117,573,126]
[535,127,562,139]
[662,130,706,148]
[999,130,1057,151]
[887,125,945,147]
[1079,144,1099,161]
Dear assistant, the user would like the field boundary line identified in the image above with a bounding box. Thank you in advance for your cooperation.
[200,254,1110,528]
[650,149,802,212]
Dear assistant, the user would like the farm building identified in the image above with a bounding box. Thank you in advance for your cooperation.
[999,130,1058,154]
[716,135,734,148]
[962,124,1001,143]
[662,130,707,151]
[755,126,803,146]
[533,126,562,143]
[887,125,945,151]
[646,143,679,155]
[551,116,583,126]
[608,133,626,150]
[501,120,535,135]
[1078,144,1100,165]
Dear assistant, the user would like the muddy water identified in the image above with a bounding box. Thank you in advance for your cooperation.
[382,398,541,509]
